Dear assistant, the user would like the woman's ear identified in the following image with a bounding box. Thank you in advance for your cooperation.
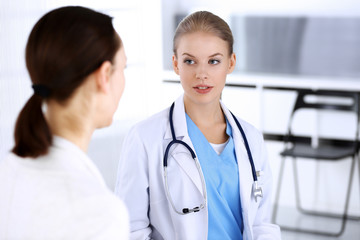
[95,61,112,94]
[172,55,179,75]
[227,53,236,74]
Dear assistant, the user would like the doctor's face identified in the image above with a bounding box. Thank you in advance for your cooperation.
[173,31,236,107]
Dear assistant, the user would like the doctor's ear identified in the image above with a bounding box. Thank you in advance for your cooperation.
[172,55,179,75]
[227,53,236,74]
[94,60,112,93]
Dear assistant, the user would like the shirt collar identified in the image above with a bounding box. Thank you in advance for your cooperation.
[51,136,107,187]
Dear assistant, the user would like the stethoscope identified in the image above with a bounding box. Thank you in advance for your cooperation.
[163,102,263,215]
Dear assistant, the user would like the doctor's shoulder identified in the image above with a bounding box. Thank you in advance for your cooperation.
[232,115,264,142]
[125,107,170,142]
[231,115,268,162]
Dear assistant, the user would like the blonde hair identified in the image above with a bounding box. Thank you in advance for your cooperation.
[173,11,234,56]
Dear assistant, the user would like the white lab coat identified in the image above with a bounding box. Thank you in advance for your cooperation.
[0,136,129,240]
[115,95,281,240]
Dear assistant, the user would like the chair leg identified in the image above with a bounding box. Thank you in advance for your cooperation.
[338,155,357,235]
[292,158,302,213]
[279,156,357,237]
[358,153,360,213]
[295,155,360,221]
[272,156,286,223]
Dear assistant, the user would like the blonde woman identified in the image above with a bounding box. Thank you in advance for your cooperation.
[116,11,280,240]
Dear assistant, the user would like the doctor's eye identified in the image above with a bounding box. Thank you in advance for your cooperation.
[209,59,220,65]
[184,59,195,65]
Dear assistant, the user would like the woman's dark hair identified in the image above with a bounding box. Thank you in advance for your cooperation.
[12,6,122,158]
[173,11,234,56]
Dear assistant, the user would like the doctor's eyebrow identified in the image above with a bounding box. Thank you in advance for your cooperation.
[182,53,196,58]
[208,53,223,57]
[182,53,224,58]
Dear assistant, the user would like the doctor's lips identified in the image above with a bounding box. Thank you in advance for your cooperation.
[193,84,213,94]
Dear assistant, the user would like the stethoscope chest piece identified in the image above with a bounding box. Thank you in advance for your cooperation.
[253,181,263,202]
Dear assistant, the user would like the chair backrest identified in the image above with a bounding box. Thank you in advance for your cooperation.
[292,89,359,113]
[287,89,360,141]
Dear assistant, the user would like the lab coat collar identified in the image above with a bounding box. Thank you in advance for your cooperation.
[52,136,107,187]
[220,101,253,236]
[164,94,188,140]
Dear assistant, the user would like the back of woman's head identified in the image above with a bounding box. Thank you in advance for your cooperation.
[12,6,122,158]
[173,11,234,57]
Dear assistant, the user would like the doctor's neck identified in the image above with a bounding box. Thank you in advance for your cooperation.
[184,96,225,127]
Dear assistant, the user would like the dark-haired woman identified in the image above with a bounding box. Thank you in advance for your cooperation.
[0,6,129,239]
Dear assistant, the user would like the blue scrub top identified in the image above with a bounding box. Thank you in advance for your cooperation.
[186,114,243,240]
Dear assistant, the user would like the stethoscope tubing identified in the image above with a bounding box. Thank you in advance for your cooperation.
[164,102,196,167]
[230,112,258,182]
[164,102,257,182]
[163,103,207,214]
[163,102,261,214]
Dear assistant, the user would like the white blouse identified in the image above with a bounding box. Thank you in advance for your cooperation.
[0,136,129,239]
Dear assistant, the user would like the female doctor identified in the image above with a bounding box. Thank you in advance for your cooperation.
[115,11,280,240]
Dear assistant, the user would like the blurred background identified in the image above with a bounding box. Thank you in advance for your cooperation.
[1,0,360,239]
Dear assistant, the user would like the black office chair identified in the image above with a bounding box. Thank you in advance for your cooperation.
[272,89,360,237]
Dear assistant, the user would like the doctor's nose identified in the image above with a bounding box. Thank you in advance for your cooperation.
[195,66,208,80]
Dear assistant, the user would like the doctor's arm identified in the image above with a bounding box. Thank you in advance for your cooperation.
[115,127,153,240]
[252,136,281,240]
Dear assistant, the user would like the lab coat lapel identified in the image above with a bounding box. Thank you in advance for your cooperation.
[163,95,205,196]
[221,102,253,222]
